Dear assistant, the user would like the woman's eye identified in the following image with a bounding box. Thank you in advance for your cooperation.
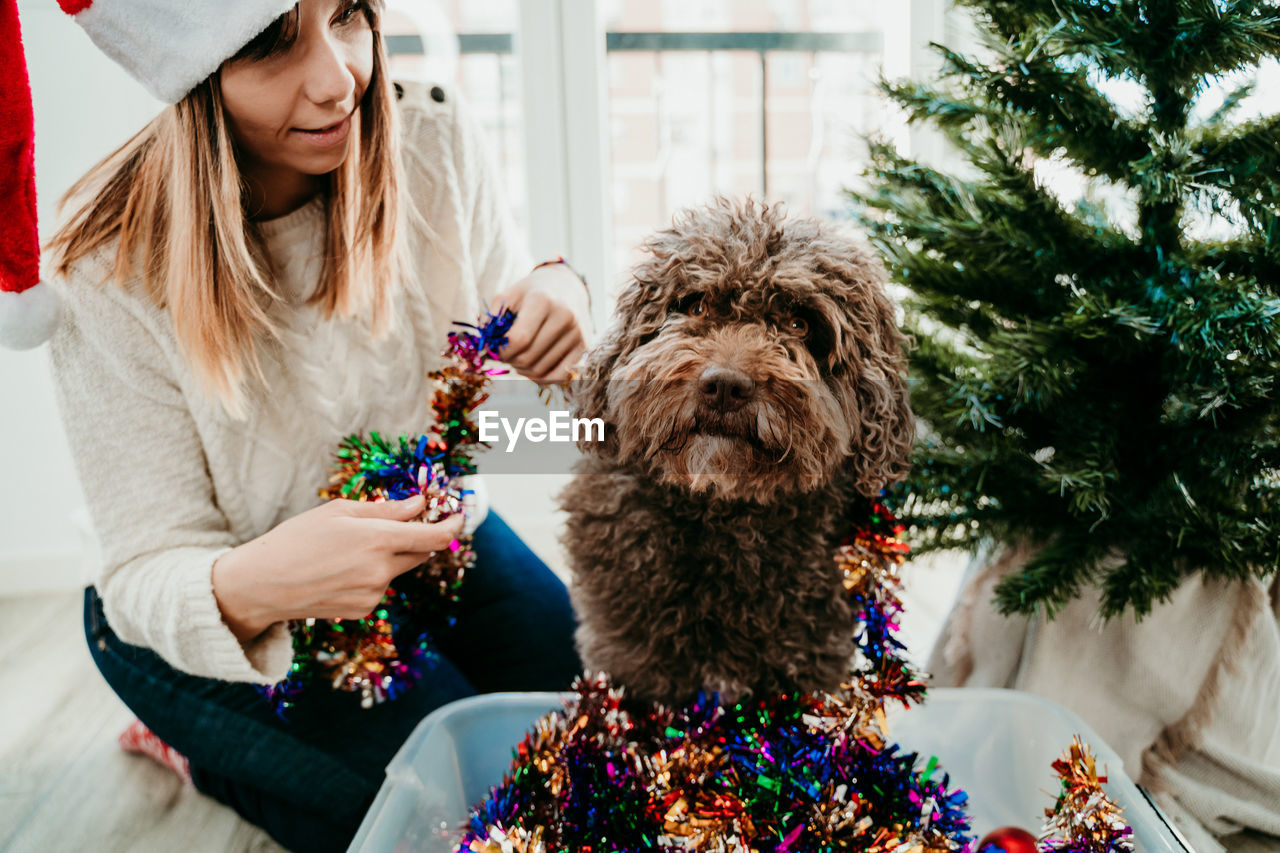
[788,316,809,337]
[335,1,365,25]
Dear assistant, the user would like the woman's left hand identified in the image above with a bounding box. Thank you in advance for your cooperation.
[495,262,591,384]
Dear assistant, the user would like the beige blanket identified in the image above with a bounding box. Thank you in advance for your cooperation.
[927,545,1280,853]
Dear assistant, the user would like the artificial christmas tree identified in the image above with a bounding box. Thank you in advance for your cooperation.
[850,1,1280,848]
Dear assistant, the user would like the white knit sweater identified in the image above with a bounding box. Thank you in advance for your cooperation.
[47,82,533,685]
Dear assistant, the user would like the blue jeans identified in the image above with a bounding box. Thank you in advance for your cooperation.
[83,513,581,853]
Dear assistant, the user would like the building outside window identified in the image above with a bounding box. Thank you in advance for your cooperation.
[384,0,936,299]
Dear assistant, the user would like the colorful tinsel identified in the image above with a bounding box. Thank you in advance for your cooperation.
[837,500,926,706]
[1039,737,1135,853]
[456,503,972,852]
[259,308,516,713]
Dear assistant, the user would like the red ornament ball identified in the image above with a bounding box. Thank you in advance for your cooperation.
[976,826,1040,853]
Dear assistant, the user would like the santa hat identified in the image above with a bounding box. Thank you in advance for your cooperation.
[0,0,296,351]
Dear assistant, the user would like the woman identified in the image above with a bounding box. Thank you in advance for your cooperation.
[42,1,586,849]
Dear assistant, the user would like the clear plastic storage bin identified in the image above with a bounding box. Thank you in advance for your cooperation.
[349,687,1193,853]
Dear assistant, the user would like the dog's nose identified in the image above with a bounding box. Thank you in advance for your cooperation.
[698,367,755,412]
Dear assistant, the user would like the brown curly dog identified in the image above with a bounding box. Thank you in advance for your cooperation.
[560,197,914,705]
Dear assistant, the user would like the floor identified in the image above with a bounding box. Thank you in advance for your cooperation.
[0,476,1275,852]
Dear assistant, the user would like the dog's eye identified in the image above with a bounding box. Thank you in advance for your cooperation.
[688,300,707,318]
[787,316,809,337]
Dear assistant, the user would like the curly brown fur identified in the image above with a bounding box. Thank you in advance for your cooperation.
[560,197,913,706]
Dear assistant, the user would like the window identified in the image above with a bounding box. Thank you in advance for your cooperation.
[602,1,901,274]
[383,0,528,230]
[382,1,947,319]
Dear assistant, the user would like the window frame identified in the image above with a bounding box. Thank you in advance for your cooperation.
[516,0,955,323]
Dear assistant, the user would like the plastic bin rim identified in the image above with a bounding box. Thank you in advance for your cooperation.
[362,686,1193,853]
[386,686,1126,776]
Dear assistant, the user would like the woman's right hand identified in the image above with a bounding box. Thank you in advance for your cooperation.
[211,494,464,644]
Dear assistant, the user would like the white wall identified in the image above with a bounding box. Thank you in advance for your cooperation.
[0,2,163,595]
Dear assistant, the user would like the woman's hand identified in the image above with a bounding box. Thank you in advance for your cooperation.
[211,494,464,644]
[495,262,591,384]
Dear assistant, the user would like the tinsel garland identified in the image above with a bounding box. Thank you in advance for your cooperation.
[237,306,1141,849]
[836,502,926,706]
[259,309,516,713]
[457,502,971,852]
[1039,737,1135,853]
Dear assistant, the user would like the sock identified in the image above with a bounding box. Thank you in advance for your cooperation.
[118,718,193,786]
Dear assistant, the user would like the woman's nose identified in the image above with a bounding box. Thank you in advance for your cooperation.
[298,36,357,107]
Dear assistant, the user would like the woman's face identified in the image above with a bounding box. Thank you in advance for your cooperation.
[220,0,374,181]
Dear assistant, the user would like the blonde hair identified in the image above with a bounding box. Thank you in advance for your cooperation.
[44,1,402,420]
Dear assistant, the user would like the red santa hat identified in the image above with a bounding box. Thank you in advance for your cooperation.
[0,0,297,350]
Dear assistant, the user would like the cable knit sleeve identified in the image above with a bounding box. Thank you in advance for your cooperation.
[448,89,536,304]
[47,264,294,684]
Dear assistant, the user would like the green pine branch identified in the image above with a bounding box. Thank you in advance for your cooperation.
[932,45,1151,178]
[853,0,1280,618]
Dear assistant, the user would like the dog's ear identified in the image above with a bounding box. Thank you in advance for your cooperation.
[566,333,621,457]
[844,344,914,496]
[808,238,915,495]
[567,279,669,458]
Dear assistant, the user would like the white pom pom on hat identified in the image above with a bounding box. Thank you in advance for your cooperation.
[0,283,61,351]
[0,0,296,350]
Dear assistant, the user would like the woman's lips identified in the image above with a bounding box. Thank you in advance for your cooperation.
[292,114,352,147]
